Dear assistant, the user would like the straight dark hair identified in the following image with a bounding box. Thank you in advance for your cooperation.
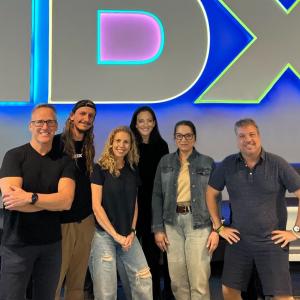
[174,120,197,140]
[130,106,165,144]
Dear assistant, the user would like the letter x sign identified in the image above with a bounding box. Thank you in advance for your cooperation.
[196,0,300,104]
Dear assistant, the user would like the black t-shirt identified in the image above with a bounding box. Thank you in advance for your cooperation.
[0,143,75,246]
[91,163,139,236]
[137,140,169,232]
[53,134,93,223]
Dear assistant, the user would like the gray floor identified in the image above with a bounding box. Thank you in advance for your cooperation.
[80,262,300,300]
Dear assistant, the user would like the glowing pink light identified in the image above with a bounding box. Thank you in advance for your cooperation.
[99,11,164,63]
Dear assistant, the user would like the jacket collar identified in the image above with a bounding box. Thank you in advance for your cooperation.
[176,147,198,163]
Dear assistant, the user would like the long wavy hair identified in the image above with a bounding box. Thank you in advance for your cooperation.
[129,106,165,145]
[61,116,95,176]
[98,126,139,177]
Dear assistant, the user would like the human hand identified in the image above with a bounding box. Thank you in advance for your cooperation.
[219,226,240,245]
[122,232,135,251]
[271,230,297,248]
[2,186,31,210]
[154,232,170,252]
[114,233,127,246]
[206,231,219,255]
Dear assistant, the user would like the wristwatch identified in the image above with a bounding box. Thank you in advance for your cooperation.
[292,225,300,238]
[31,193,39,205]
[131,228,136,235]
[293,225,300,233]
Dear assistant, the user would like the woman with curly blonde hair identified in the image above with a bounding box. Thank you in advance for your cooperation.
[89,126,153,300]
[98,126,139,176]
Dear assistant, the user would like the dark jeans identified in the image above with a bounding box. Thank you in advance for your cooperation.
[0,241,61,300]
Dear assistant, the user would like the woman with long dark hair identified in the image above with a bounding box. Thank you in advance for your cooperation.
[130,106,172,299]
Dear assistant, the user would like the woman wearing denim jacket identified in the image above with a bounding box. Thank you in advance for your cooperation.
[152,120,219,300]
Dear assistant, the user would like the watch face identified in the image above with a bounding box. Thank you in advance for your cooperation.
[31,193,38,204]
[293,225,300,233]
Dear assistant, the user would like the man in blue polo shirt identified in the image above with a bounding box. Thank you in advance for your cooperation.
[206,118,300,300]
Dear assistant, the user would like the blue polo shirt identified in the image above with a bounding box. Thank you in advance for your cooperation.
[209,149,300,242]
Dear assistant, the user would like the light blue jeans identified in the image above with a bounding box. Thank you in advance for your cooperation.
[90,230,153,300]
[165,213,211,300]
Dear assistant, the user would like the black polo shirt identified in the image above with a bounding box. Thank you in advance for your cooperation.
[91,163,139,236]
[0,143,75,246]
[209,150,300,241]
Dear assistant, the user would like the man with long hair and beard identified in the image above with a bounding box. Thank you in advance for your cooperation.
[54,100,97,300]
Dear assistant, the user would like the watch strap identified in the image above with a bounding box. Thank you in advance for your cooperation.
[31,193,38,205]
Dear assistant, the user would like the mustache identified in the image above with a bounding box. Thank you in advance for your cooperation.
[79,121,92,126]
[74,123,92,133]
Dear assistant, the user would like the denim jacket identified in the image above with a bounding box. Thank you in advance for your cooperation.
[152,148,215,232]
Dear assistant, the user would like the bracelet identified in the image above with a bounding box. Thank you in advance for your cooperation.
[215,225,224,234]
[131,228,136,235]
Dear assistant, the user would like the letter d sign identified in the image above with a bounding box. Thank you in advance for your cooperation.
[49,0,209,103]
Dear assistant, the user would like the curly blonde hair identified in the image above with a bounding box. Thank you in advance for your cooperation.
[98,126,139,176]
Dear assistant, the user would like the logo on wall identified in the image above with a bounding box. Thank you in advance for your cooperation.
[49,0,209,103]
[0,0,299,105]
[196,0,300,104]
[97,10,164,65]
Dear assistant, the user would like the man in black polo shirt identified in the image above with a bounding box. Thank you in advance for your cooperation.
[206,118,300,300]
[0,104,75,300]
[54,100,96,300]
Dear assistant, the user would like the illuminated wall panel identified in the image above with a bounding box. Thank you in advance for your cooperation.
[97,10,164,64]
[49,0,208,103]
[198,0,300,103]
[0,0,299,166]
[0,0,31,102]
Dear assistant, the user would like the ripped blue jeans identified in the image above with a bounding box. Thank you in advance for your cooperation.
[90,229,153,300]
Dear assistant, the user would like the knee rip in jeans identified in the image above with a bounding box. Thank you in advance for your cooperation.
[136,267,151,279]
[101,254,113,262]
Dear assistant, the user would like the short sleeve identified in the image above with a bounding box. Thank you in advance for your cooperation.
[278,158,300,193]
[91,163,105,185]
[0,149,23,178]
[61,156,76,180]
[208,161,226,192]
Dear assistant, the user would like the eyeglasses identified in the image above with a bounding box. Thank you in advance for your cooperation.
[31,119,57,127]
[175,133,194,141]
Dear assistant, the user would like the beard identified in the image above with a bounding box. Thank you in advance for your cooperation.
[73,123,92,134]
